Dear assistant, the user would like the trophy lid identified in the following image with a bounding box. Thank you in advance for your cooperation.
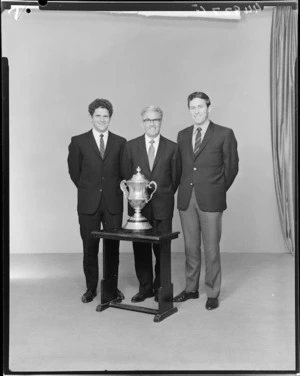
[129,167,149,183]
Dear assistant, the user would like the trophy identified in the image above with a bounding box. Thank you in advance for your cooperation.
[120,167,157,231]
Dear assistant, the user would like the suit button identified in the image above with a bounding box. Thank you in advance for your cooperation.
[190,183,193,186]
[100,189,102,192]
[194,167,197,171]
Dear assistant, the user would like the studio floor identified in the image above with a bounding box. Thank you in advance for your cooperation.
[8,252,296,373]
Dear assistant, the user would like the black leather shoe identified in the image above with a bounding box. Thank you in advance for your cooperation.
[117,289,125,300]
[81,290,97,303]
[173,290,199,302]
[205,298,219,310]
[131,291,154,303]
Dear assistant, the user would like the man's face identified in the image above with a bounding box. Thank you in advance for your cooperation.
[91,107,111,133]
[189,97,211,126]
[142,110,162,139]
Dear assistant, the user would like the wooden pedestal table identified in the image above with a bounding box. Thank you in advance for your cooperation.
[91,229,180,323]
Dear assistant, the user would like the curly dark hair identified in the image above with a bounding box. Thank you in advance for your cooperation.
[88,98,113,117]
[187,92,211,108]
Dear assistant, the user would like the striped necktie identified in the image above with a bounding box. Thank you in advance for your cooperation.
[194,127,202,154]
[148,140,155,170]
[99,134,105,158]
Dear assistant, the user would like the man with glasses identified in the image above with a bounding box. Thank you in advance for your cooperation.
[123,105,181,303]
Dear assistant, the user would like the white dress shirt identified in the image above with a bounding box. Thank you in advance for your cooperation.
[145,134,160,158]
[92,128,109,150]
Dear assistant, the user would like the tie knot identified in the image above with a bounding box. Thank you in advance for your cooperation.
[197,127,202,133]
[100,134,104,139]
[150,140,155,145]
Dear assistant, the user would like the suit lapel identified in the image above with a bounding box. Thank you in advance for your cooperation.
[103,131,113,160]
[138,136,151,173]
[194,121,214,159]
[185,126,194,161]
[87,130,102,159]
[152,136,165,171]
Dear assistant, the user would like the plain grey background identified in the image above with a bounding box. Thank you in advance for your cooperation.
[2,8,286,255]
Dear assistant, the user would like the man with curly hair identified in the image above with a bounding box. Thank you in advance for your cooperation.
[68,98,126,304]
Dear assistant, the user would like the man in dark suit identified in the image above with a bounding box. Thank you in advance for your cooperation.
[68,98,126,304]
[174,91,239,310]
[123,105,181,303]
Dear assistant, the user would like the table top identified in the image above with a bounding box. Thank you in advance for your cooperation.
[91,229,180,243]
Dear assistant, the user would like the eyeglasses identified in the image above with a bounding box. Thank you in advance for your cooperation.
[143,119,161,125]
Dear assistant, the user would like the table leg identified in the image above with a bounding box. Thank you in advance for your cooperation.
[96,240,120,312]
[154,240,178,322]
[96,279,122,312]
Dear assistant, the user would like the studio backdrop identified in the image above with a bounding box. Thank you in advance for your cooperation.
[2,8,286,254]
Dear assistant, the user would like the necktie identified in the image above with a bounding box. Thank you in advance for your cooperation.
[99,134,105,158]
[148,140,155,170]
[194,127,202,154]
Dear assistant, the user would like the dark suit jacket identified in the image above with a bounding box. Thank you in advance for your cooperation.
[177,121,239,212]
[123,135,181,220]
[68,130,126,215]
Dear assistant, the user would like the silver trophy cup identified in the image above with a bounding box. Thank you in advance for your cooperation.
[120,167,157,231]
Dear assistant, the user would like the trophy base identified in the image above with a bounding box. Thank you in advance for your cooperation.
[122,216,152,231]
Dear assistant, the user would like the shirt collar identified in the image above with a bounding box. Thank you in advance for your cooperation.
[145,133,160,145]
[93,128,109,138]
[193,121,210,134]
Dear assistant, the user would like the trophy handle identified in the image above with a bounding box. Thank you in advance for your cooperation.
[120,180,129,199]
[146,181,157,203]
